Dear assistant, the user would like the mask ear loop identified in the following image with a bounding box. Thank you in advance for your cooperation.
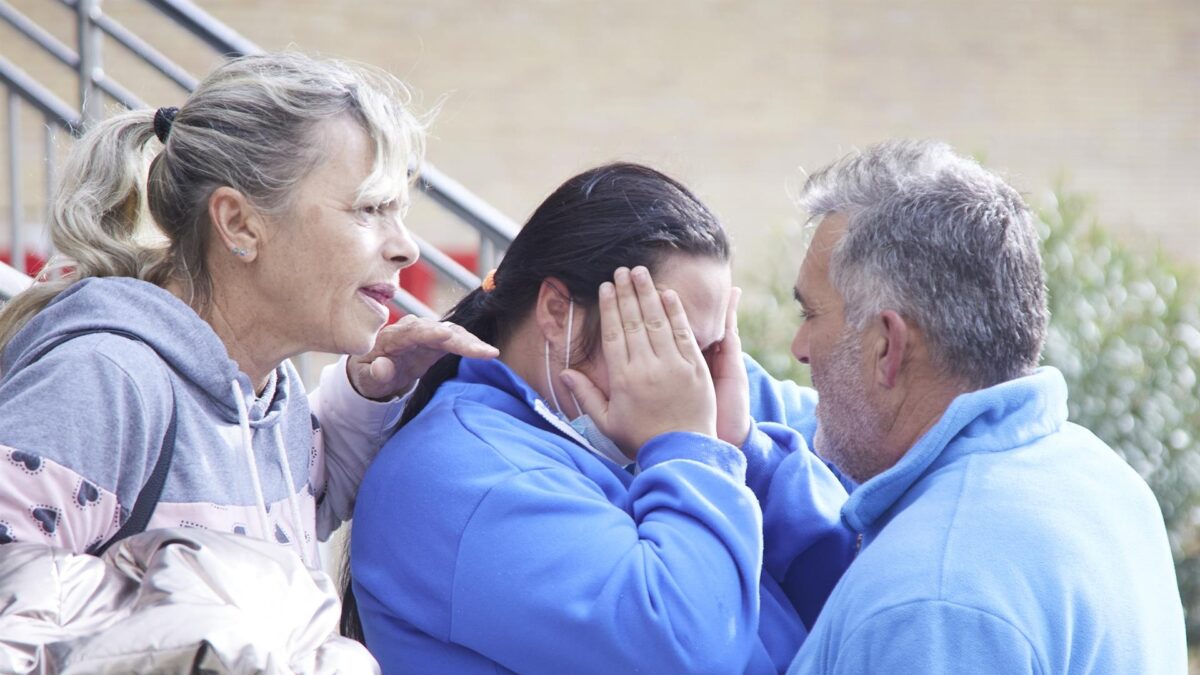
[544,298,584,419]
[544,338,566,416]
[564,300,584,418]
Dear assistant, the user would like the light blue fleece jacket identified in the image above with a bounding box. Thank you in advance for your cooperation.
[352,355,854,674]
[787,367,1187,675]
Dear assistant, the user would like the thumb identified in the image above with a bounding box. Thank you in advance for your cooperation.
[368,355,397,385]
[560,369,607,421]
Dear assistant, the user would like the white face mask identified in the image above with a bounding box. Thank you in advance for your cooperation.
[544,300,627,465]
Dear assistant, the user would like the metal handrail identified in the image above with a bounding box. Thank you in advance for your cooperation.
[413,233,486,293]
[0,1,79,67]
[93,11,198,91]
[418,163,521,251]
[93,70,145,110]
[393,287,435,320]
[1,54,78,275]
[0,56,83,131]
[142,0,261,57]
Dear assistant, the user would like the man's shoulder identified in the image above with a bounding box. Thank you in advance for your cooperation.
[952,422,1162,533]
[848,426,1177,644]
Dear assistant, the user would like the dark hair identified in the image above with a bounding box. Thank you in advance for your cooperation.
[339,161,731,642]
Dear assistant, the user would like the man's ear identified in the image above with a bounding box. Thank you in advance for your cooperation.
[534,278,573,341]
[208,186,265,262]
[873,310,910,389]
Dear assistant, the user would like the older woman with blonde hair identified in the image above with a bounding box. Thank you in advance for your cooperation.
[0,52,494,564]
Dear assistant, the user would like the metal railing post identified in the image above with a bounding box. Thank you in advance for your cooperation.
[76,0,103,127]
[44,120,57,265]
[478,237,496,275]
[7,91,22,273]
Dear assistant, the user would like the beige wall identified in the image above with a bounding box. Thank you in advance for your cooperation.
[2,0,1198,279]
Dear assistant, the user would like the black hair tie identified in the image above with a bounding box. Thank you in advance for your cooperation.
[153,106,179,143]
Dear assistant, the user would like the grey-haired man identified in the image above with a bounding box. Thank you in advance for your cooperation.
[785,140,1186,674]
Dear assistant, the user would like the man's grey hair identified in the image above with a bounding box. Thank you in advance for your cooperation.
[799,139,1047,388]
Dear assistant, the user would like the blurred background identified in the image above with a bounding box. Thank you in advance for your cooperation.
[2,0,1197,665]
[4,1,1198,275]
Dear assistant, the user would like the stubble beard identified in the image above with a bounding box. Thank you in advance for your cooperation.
[813,327,887,484]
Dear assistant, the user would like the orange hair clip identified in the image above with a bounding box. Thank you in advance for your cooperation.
[481,268,498,292]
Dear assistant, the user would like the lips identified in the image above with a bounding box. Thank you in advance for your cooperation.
[358,283,398,319]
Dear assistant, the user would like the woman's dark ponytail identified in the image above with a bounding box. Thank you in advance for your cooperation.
[398,288,499,427]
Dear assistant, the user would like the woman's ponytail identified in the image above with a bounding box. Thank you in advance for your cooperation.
[0,110,166,354]
[399,288,500,426]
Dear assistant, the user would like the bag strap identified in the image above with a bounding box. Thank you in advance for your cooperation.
[92,389,176,555]
[29,329,178,555]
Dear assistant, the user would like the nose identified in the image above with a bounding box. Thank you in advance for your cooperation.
[385,217,420,269]
[791,322,811,365]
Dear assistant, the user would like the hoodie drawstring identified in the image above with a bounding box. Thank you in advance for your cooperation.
[273,424,311,568]
[230,379,313,569]
[231,380,274,550]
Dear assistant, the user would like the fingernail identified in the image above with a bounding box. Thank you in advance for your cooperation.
[632,266,648,281]
[559,372,574,389]
[600,282,614,297]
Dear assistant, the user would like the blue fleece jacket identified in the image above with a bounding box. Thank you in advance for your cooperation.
[787,367,1187,675]
[352,355,854,674]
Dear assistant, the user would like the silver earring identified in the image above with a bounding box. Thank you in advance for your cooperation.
[231,247,250,257]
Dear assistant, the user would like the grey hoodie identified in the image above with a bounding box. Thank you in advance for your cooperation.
[0,277,360,565]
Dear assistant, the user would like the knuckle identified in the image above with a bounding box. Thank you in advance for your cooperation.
[645,318,667,331]
[623,321,643,334]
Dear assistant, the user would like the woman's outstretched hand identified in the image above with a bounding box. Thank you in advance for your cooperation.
[347,315,499,401]
[561,266,717,459]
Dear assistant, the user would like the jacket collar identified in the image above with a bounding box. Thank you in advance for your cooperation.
[454,357,632,468]
[456,357,543,406]
[842,367,1069,534]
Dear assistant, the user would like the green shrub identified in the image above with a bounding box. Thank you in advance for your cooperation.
[737,188,1200,644]
[1039,188,1200,643]
[737,224,812,387]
